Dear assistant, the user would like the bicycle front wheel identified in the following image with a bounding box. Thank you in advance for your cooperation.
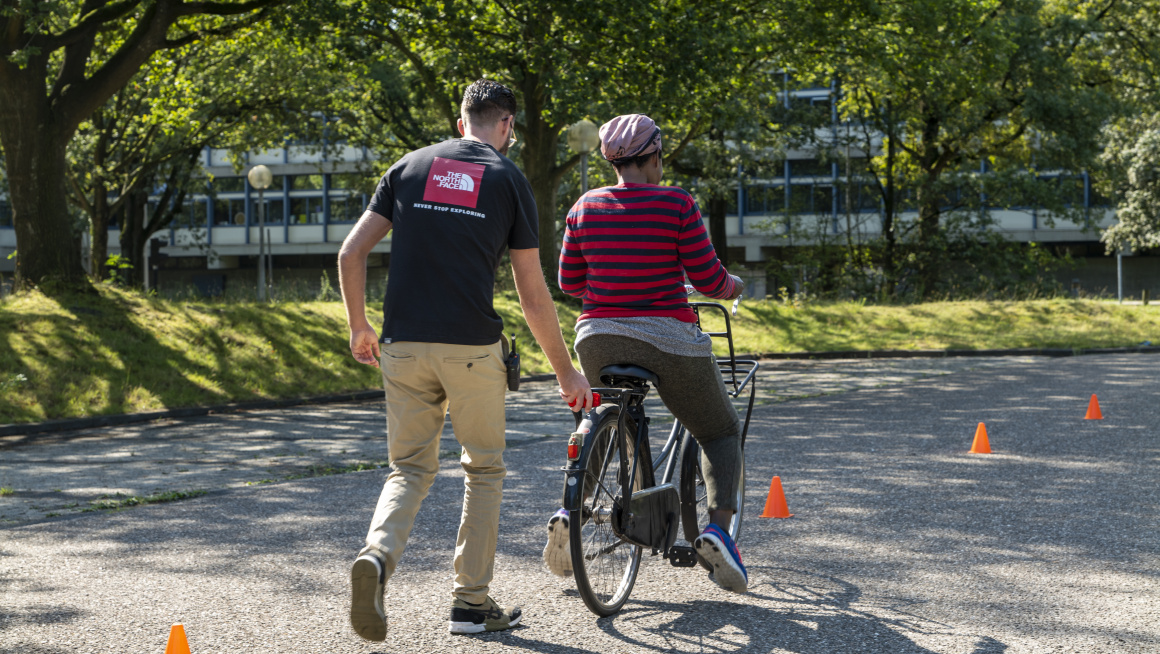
[679,435,745,571]
[570,404,643,616]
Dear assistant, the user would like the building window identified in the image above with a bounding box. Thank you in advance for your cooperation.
[787,184,813,214]
[741,185,790,215]
[289,174,323,191]
[331,173,373,192]
[289,196,323,223]
[1089,180,1112,208]
[812,185,834,214]
[211,176,246,193]
[253,198,284,224]
[329,193,364,223]
[837,184,881,213]
[0,199,11,228]
[788,159,832,179]
[213,198,246,225]
[1060,176,1086,208]
[256,175,285,192]
[177,199,210,228]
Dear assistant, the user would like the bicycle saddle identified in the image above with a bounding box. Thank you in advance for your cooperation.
[598,364,659,387]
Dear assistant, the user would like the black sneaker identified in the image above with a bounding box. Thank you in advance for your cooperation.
[350,553,387,641]
[448,596,522,634]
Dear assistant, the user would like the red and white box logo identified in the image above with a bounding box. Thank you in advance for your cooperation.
[423,157,486,208]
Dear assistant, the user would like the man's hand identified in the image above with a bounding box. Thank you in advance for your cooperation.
[349,321,381,367]
[558,367,593,413]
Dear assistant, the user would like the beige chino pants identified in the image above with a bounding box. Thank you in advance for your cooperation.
[359,340,507,604]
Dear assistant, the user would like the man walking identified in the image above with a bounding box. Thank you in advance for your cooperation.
[338,79,592,640]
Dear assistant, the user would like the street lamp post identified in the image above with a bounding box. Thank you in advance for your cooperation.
[247,165,273,300]
[567,119,600,196]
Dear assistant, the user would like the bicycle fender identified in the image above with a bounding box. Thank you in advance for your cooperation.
[561,405,619,511]
[561,416,595,511]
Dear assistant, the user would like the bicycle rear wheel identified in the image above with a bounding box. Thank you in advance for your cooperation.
[570,404,643,616]
[679,434,745,571]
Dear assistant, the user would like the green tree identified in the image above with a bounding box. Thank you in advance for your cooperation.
[66,30,339,284]
[1092,0,1160,254]
[782,0,1116,297]
[1098,115,1160,254]
[664,72,820,269]
[331,0,774,276]
[0,0,284,288]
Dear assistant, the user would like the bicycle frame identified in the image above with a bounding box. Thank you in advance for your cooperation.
[561,302,761,552]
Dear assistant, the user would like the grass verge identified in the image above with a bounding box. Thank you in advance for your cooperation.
[83,489,208,512]
[2,286,1159,424]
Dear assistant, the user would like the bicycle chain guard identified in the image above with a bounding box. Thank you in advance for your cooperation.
[615,484,679,550]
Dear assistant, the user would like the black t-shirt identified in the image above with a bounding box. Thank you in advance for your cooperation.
[367,139,538,345]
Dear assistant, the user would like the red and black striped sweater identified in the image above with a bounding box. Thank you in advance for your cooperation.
[558,183,739,323]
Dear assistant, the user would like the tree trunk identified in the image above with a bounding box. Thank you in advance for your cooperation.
[119,189,158,288]
[518,73,565,279]
[881,115,898,297]
[89,189,110,280]
[915,183,941,298]
[914,115,943,298]
[708,193,730,268]
[0,64,87,287]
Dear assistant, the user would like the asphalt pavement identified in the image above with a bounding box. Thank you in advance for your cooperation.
[1,354,1157,653]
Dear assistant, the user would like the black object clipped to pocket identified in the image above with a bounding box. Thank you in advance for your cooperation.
[503,334,520,391]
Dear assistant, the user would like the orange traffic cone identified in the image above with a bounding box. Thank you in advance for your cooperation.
[969,422,991,454]
[1085,394,1103,420]
[760,475,794,518]
[164,624,191,654]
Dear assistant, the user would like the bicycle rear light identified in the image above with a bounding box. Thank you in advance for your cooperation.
[592,394,601,407]
[567,433,581,461]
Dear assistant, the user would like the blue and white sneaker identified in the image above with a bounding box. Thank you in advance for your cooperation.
[543,509,572,577]
[694,523,748,593]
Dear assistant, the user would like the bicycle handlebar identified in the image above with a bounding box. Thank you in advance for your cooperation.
[684,284,744,317]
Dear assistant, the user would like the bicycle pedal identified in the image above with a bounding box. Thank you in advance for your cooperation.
[666,545,698,568]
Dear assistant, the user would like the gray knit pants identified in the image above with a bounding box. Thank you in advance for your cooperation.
[575,335,743,512]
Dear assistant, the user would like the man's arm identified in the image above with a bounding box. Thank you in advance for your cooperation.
[338,210,393,367]
[510,248,593,410]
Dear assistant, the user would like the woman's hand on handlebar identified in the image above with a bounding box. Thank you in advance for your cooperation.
[728,274,745,300]
[558,368,594,413]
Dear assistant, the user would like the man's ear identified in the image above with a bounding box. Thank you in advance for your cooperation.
[457,118,466,136]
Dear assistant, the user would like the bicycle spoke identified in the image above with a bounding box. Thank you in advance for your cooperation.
[586,538,628,561]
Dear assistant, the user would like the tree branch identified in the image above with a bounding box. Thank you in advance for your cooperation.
[54,0,286,137]
[30,0,142,51]
[177,0,282,17]
[163,7,272,49]
[375,22,460,136]
[664,115,711,164]
[549,152,582,186]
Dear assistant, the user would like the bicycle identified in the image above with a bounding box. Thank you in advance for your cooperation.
[557,291,759,616]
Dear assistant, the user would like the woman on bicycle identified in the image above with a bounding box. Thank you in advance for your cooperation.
[543,113,748,594]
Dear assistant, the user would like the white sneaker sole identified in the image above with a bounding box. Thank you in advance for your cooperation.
[350,556,387,641]
[694,533,748,594]
[448,613,522,634]
[543,512,572,577]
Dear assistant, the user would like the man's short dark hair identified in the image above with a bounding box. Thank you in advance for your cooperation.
[461,79,517,126]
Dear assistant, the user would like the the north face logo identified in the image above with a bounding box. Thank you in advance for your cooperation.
[433,171,475,191]
[423,157,485,208]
